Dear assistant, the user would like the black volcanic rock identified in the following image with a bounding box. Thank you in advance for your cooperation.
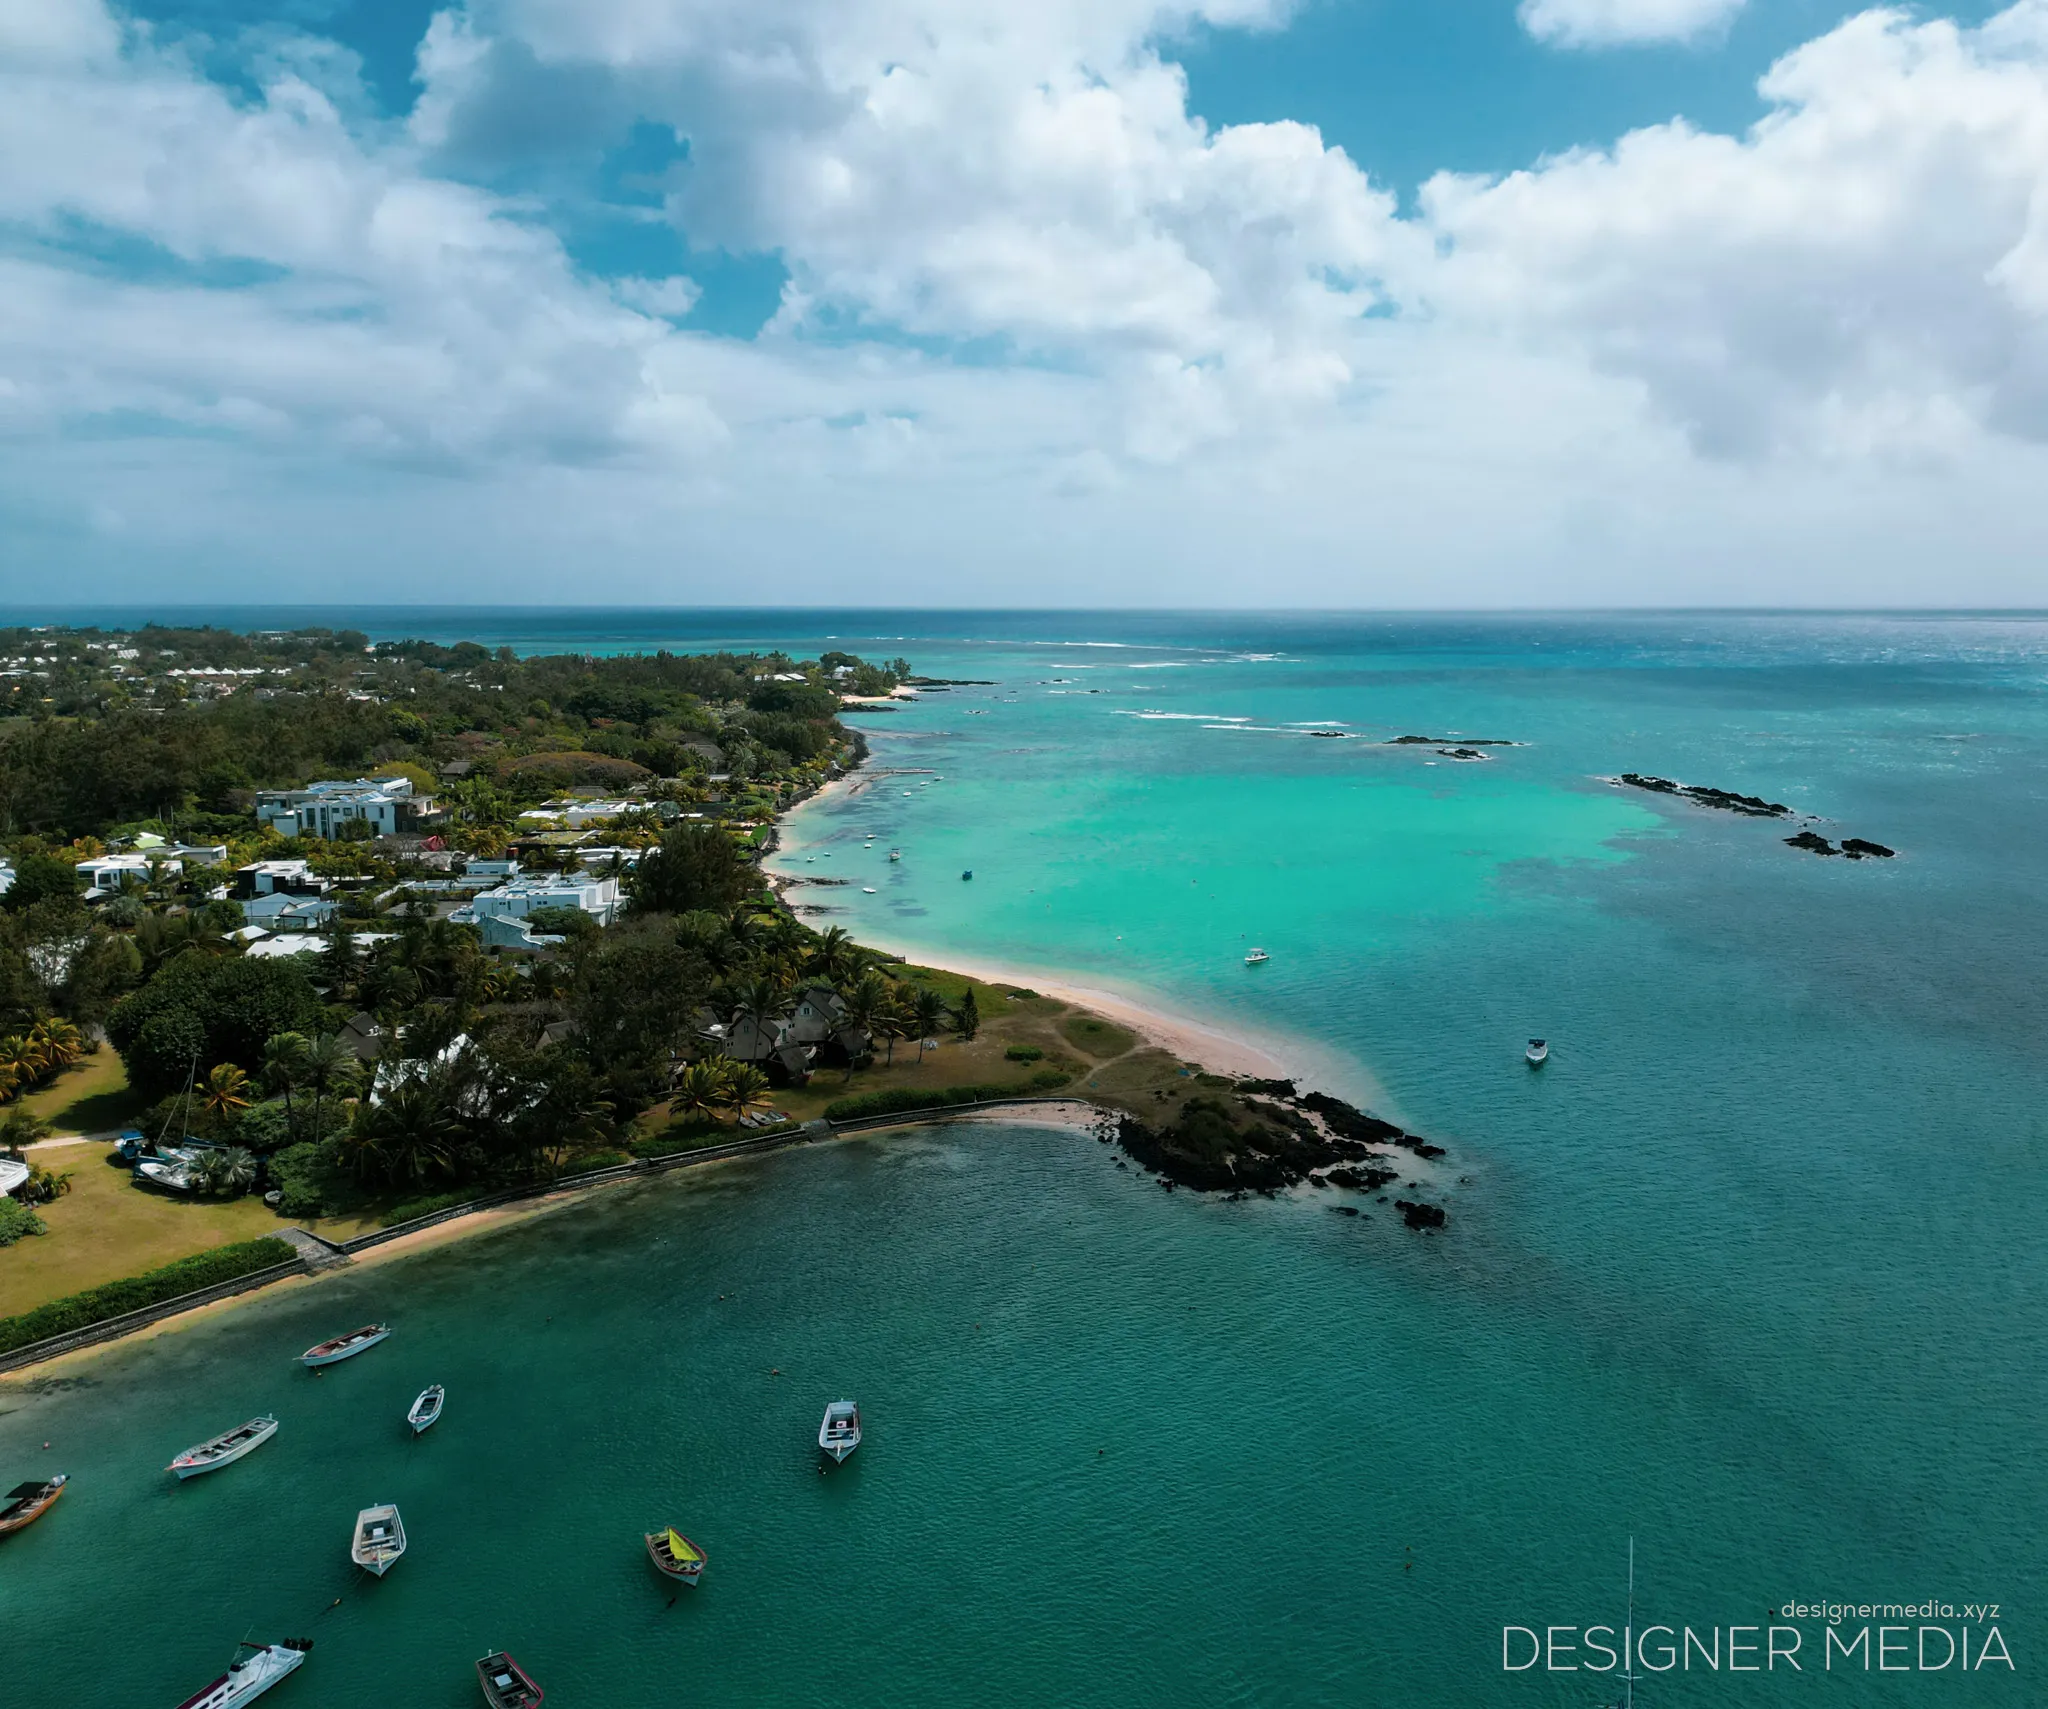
[1842,838,1895,858]
[1785,830,1839,855]
[1396,1200,1447,1231]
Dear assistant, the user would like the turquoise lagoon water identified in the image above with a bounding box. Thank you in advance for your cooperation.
[5,611,2047,1705]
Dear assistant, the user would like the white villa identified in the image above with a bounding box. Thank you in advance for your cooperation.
[255,775,438,839]
[452,871,622,948]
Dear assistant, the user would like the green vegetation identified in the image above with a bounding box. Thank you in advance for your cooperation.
[1060,1015,1138,1058]
[823,1072,1073,1122]
[0,1236,296,1354]
[0,1197,46,1246]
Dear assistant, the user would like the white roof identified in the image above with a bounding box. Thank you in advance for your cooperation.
[0,1158,29,1195]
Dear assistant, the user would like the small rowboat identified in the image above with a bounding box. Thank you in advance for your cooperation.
[169,1415,278,1480]
[301,1324,390,1367]
[819,1398,861,1463]
[0,1473,66,1537]
[350,1503,406,1575]
[644,1526,707,1586]
[475,1651,544,1708]
[407,1385,445,1435]
[1526,1038,1549,1066]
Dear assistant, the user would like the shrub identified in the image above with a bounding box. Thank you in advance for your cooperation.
[1003,1045,1044,1063]
[0,1237,296,1354]
[823,1077,1075,1122]
[267,1139,356,1218]
[380,1189,476,1227]
[0,1197,47,1246]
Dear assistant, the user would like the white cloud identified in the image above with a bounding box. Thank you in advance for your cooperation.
[1519,0,1748,49]
[3,0,2048,605]
[1424,4,2048,456]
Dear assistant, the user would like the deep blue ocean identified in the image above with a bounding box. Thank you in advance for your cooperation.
[3,610,2044,1706]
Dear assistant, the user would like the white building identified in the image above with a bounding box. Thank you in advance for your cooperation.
[453,871,622,937]
[255,775,437,839]
[78,852,181,896]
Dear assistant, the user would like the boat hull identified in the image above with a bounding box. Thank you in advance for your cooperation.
[407,1387,445,1434]
[0,1475,65,1537]
[174,1642,309,1709]
[476,1651,544,1708]
[301,1326,390,1367]
[170,1416,278,1480]
[350,1505,407,1575]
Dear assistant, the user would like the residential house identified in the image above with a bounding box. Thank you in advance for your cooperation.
[78,851,180,896]
[254,775,438,839]
[452,871,622,932]
[788,985,873,1064]
[710,1015,815,1084]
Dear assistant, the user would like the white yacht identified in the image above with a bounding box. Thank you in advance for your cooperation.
[174,1640,311,1709]
[818,1399,862,1463]
[350,1503,407,1575]
[168,1415,278,1480]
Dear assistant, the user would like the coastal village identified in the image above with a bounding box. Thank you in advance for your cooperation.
[0,625,1447,1372]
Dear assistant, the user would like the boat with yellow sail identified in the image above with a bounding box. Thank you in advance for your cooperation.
[643,1526,707,1587]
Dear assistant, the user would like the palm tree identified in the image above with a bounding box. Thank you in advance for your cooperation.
[836,973,890,1080]
[262,1030,312,1139]
[721,1063,773,1125]
[0,1105,54,1154]
[728,976,789,1040]
[305,1032,362,1144]
[29,1019,84,1070]
[0,1033,48,1098]
[202,1063,252,1125]
[909,987,949,1064]
[672,1058,733,1127]
[349,1082,456,1186]
[192,1146,257,1197]
[808,926,860,983]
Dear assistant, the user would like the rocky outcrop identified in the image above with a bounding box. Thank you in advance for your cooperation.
[1842,838,1895,859]
[1618,774,1790,817]
[1785,830,1838,855]
[1396,1200,1447,1231]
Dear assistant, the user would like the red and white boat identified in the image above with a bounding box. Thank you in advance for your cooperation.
[475,1651,543,1707]
[300,1324,390,1367]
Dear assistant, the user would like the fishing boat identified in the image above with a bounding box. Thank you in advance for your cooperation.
[1526,1038,1549,1066]
[300,1324,390,1367]
[407,1385,445,1435]
[818,1398,862,1463]
[350,1503,407,1575]
[1244,948,1270,966]
[644,1525,707,1586]
[475,1652,544,1708]
[168,1415,278,1480]
[888,849,902,861]
[174,1639,312,1709]
[0,1473,66,1537]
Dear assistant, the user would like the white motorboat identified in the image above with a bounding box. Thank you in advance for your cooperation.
[1526,1038,1549,1066]
[1244,948,1270,966]
[888,849,902,861]
[350,1503,407,1575]
[174,1639,312,1709]
[169,1415,278,1480]
[300,1324,390,1367]
[136,1158,196,1192]
[818,1399,862,1463]
[407,1385,445,1435]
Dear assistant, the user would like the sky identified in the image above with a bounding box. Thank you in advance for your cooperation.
[3,0,2047,608]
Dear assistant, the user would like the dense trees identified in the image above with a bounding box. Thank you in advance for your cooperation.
[106,955,322,1098]
[630,824,759,917]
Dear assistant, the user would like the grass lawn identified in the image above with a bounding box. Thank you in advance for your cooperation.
[0,1145,364,1319]
[18,1049,148,1136]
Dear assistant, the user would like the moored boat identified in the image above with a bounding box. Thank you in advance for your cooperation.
[818,1398,861,1463]
[169,1415,278,1480]
[174,1639,312,1709]
[407,1385,445,1435]
[1526,1038,1549,1066]
[350,1503,407,1575]
[476,1651,544,1708]
[644,1525,707,1586]
[300,1324,390,1367]
[0,1473,66,1537]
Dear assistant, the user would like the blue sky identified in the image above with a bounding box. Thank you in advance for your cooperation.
[3,0,2047,606]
